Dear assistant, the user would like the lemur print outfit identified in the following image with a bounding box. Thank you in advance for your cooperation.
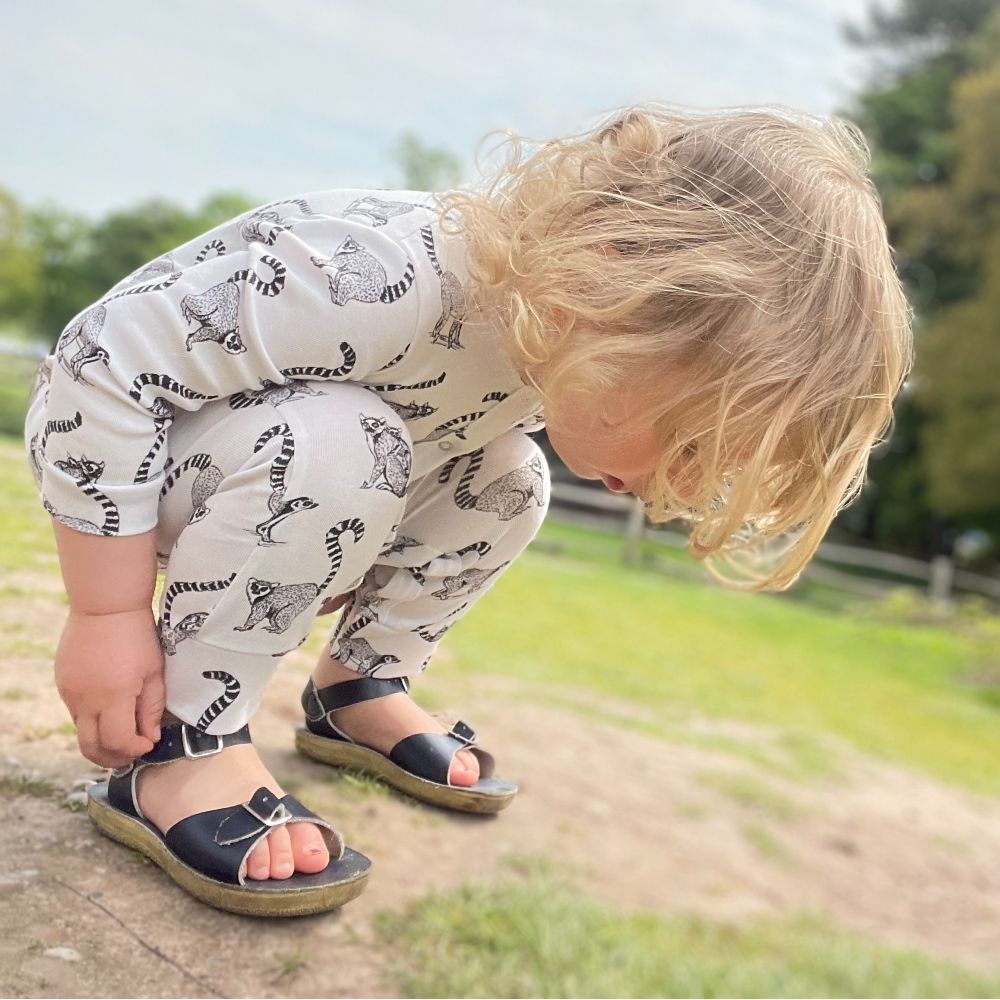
[23,190,550,734]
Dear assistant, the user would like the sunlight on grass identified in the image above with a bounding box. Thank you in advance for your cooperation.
[375,868,1000,998]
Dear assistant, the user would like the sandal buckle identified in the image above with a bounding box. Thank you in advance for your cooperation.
[244,798,293,827]
[449,720,477,746]
[181,725,224,759]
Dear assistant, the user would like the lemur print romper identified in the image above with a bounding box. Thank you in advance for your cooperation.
[22,189,550,734]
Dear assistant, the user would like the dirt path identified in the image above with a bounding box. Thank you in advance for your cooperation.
[3,579,1000,997]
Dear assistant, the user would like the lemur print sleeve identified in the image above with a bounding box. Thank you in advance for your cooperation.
[33,208,423,537]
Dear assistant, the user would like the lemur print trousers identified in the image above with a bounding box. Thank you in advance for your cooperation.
[148,380,550,734]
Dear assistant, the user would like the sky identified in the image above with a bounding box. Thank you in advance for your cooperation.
[4,0,884,219]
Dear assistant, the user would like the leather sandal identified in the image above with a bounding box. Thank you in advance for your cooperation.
[295,676,518,814]
[87,723,371,916]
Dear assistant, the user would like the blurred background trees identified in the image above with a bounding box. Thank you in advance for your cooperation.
[1,0,998,572]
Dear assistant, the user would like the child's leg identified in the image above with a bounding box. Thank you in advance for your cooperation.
[144,380,409,878]
[310,427,550,782]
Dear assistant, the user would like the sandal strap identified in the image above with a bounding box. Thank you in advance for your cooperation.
[302,675,409,722]
[388,720,485,785]
[163,787,344,886]
[107,723,253,818]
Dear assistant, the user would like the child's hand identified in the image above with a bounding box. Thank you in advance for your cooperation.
[55,608,166,769]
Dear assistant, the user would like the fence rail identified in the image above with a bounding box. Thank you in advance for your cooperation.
[548,481,999,605]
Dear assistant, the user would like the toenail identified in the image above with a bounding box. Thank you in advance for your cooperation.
[254,866,269,878]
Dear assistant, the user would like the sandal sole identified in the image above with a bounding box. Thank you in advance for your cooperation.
[294,726,517,814]
[87,785,371,917]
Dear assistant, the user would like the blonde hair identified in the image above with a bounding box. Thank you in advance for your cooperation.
[434,102,915,592]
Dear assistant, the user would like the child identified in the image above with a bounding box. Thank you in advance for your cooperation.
[22,102,914,916]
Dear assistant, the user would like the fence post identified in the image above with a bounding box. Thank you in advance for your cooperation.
[622,500,646,565]
[928,554,954,606]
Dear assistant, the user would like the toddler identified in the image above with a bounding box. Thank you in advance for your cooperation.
[22,102,914,915]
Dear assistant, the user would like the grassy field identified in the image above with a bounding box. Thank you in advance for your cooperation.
[4,416,1000,997]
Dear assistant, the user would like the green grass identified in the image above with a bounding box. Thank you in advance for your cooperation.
[437,516,1000,797]
[375,871,1000,998]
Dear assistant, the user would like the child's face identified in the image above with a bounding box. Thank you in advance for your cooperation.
[544,382,693,502]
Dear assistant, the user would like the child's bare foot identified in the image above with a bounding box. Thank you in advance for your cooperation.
[136,741,330,881]
[311,653,481,786]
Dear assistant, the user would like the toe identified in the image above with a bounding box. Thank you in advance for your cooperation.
[267,825,295,880]
[288,822,330,874]
[246,836,271,881]
[449,748,480,787]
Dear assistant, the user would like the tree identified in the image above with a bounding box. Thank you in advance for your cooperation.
[389,133,463,190]
[0,188,42,328]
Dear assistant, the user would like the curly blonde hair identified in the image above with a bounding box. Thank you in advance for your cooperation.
[433,102,915,592]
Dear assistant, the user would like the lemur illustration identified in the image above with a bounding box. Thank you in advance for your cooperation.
[309,235,415,306]
[157,574,237,655]
[27,405,80,489]
[196,670,241,731]
[27,356,53,411]
[159,453,223,525]
[376,341,411,371]
[412,601,470,643]
[381,398,437,422]
[378,533,426,558]
[239,197,314,246]
[414,391,509,444]
[54,270,183,384]
[359,414,412,497]
[430,562,510,600]
[419,224,466,350]
[124,254,179,285]
[134,396,177,485]
[330,612,401,677]
[180,253,287,354]
[45,453,119,536]
[233,518,366,635]
[227,356,359,409]
[439,447,547,520]
[248,423,319,545]
[343,195,421,227]
[368,371,446,394]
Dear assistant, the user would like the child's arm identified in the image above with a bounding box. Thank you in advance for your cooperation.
[51,521,164,767]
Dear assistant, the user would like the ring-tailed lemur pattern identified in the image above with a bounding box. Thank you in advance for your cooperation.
[412,601,470,642]
[414,391,509,444]
[241,197,315,246]
[381,398,437,422]
[330,612,401,676]
[248,423,319,545]
[27,355,53,411]
[359,413,412,497]
[157,574,238,654]
[159,453,223,525]
[376,342,411,371]
[310,236,416,306]
[53,305,109,385]
[419,224,466,350]
[28,409,82,489]
[438,448,547,520]
[45,453,119,536]
[124,254,179,285]
[343,195,420,227]
[181,254,286,354]
[196,670,241,731]
[227,376,327,410]
[368,371,446,394]
[134,396,177,485]
[378,533,424,558]
[430,561,509,600]
[233,518,366,635]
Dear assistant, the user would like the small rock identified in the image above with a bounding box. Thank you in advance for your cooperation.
[64,790,89,808]
[43,947,81,962]
[71,777,98,791]
[19,869,39,879]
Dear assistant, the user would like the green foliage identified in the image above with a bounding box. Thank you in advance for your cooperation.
[376,870,1000,997]
[389,131,463,190]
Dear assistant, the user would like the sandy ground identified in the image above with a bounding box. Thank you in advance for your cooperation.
[3,574,1000,998]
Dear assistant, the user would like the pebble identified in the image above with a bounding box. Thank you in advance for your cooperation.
[43,947,81,962]
[64,790,89,808]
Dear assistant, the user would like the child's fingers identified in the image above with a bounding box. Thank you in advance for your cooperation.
[75,711,132,769]
[136,671,165,744]
[97,700,155,762]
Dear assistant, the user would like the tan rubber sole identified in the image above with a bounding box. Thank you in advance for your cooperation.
[88,790,371,917]
[295,726,517,815]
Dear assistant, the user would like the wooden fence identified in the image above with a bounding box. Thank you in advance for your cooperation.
[548,480,1000,605]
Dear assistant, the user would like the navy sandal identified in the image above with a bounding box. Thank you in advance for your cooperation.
[87,723,371,916]
[295,676,518,814]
